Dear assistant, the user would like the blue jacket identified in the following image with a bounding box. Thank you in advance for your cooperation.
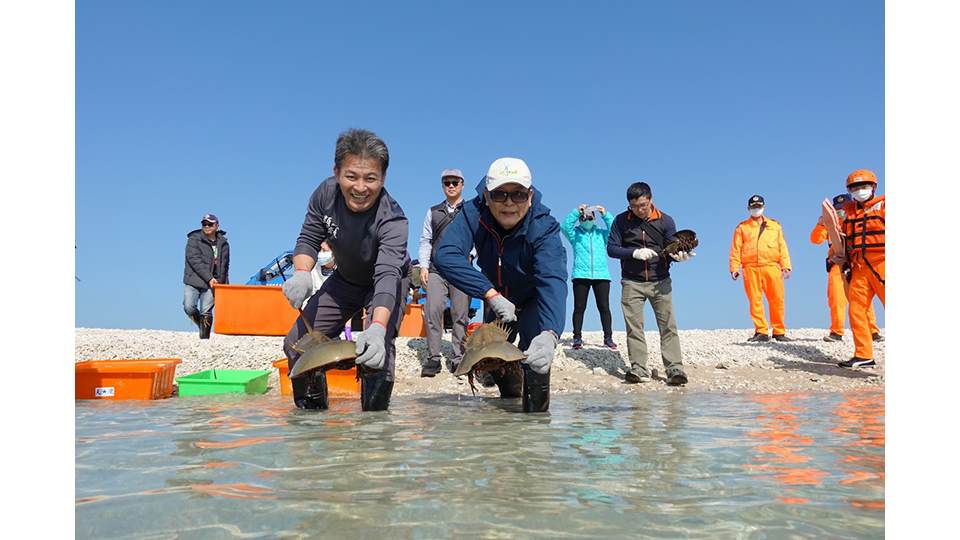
[560,208,614,280]
[434,180,568,336]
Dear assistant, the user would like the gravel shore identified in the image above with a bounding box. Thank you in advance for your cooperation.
[75,327,884,396]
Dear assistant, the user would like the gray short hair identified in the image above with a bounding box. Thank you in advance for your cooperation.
[334,128,389,174]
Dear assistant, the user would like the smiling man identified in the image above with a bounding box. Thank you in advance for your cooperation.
[433,157,567,413]
[281,128,410,411]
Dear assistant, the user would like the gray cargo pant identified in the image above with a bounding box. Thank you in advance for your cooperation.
[621,277,683,371]
[423,270,470,369]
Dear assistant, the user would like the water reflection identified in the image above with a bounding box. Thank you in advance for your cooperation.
[832,391,885,511]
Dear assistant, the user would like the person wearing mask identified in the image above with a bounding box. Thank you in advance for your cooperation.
[810,194,882,343]
[560,204,616,350]
[729,195,793,343]
[417,168,472,377]
[837,169,885,368]
[607,181,692,385]
[434,157,567,413]
[182,213,230,339]
[280,128,410,411]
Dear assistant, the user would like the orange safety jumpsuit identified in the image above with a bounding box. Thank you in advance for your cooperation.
[730,216,792,335]
[809,223,879,336]
[842,195,885,359]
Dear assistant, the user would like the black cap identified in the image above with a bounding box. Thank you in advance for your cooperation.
[832,193,851,209]
[747,195,764,208]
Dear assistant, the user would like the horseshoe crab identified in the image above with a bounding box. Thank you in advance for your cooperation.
[288,312,357,379]
[662,229,698,256]
[454,321,526,393]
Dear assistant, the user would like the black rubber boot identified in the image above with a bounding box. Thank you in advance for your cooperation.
[291,369,329,410]
[360,369,394,411]
[491,367,523,398]
[188,313,203,332]
[199,315,213,339]
[521,365,550,413]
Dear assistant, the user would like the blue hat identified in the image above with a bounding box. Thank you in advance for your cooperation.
[832,194,851,209]
[201,213,219,224]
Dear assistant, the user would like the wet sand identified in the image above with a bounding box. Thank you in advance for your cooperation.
[75,328,884,396]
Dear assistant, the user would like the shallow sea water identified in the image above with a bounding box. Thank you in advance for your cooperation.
[76,391,883,539]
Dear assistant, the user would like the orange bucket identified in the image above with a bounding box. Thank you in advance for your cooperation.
[272,358,360,397]
[398,302,427,337]
[466,322,482,336]
[76,358,182,400]
[212,284,298,336]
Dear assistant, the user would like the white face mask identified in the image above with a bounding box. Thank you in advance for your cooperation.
[749,208,764,218]
[317,251,334,267]
[851,187,873,202]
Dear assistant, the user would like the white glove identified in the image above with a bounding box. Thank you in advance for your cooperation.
[523,331,558,374]
[355,323,387,370]
[487,294,517,323]
[670,251,696,262]
[282,271,314,308]
[632,248,658,261]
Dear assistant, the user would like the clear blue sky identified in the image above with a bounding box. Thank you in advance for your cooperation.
[76,0,884,332]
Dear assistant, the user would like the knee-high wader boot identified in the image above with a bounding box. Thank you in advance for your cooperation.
[360,369,394,411]
[522,365,550,413]
[291,370,329,410]
[199,315,213,339]
[490,366,523,398]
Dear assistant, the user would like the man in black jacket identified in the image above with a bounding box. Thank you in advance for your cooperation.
[182,213,230,339]
[607,182,692,385]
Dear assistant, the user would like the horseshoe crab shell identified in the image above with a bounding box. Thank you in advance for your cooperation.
[289,335,358,379]
[454,321,526,377]
[662,229,698,256]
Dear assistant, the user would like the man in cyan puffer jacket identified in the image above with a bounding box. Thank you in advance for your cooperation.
[560,204,616,350]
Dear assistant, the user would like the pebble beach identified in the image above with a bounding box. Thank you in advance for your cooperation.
[75,327,884,397]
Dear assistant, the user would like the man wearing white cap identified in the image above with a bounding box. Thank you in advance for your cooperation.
[417,168,472,377]
[433,157,568,412]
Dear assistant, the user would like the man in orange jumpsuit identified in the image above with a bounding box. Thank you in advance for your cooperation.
[809,193,882,343]
[838,170,885,368]
[729,195,794,342]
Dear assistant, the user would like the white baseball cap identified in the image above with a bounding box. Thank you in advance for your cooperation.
[485,157,532,191]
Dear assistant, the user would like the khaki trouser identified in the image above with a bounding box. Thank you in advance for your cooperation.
[423,271,470,366]
[621,277,682,371]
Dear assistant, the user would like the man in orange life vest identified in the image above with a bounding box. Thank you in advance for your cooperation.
[809,193,882,343]
[837,169,885,369]
[729,195,794,342]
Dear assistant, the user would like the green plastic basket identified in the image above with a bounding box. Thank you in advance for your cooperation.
[176,369,271,396]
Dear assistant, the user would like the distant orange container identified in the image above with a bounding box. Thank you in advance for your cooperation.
[75,358,182,400]
[399,303,427,337]
[272,358,360,397]
[213,284,298,336]
[467,322,482,336]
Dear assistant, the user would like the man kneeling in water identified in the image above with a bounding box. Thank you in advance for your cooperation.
[433,157,567,412]
[281,128,410,411]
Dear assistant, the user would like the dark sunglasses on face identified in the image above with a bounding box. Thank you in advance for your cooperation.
[489,189,530,204]
[442,180,462,187]
[201,221,216,227]
[579,214,595,221]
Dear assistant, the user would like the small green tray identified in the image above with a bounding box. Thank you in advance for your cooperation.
[176,369,271,396]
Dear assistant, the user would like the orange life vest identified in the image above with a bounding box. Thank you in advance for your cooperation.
[842,195,885,263]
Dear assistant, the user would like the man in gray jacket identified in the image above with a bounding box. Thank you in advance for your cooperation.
[417,168,472,377]
[182,213,229,339]
[281,128,410,411]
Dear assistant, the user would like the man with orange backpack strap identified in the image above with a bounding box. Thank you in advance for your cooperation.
[837,169,885,368]
[810,193,882,343]
[729,195,794,342]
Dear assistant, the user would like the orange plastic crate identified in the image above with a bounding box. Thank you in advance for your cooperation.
[213,284,299,336]
[75,358,182,400]
[398,303,427,337]
[272,358,360,397]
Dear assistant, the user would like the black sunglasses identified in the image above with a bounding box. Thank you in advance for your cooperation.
[489,189,530,204]
[442,179,462,187]
[201,221,216,227]
[579,214,595,221]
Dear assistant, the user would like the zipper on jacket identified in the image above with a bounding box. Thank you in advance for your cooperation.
[757,219,767,263]
[479,218,508,297]
[642,229,649,281]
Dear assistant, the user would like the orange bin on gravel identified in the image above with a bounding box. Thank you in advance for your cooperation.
[75,358,182,400]
[212,284,298,336]
[398,302,427,337]
[272,358,360,397]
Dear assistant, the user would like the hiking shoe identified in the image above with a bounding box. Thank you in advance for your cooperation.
[603,338,618,350]
[747,333,770,342]
[624,365,651,384]
[872,332,884,342]
[823,332,843,342]
[571,338,583,350]
[666,366,688,386]
[420,360,441,378]
[772,334,794,342]
[446,359,459,374]
[838,357,877,369]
